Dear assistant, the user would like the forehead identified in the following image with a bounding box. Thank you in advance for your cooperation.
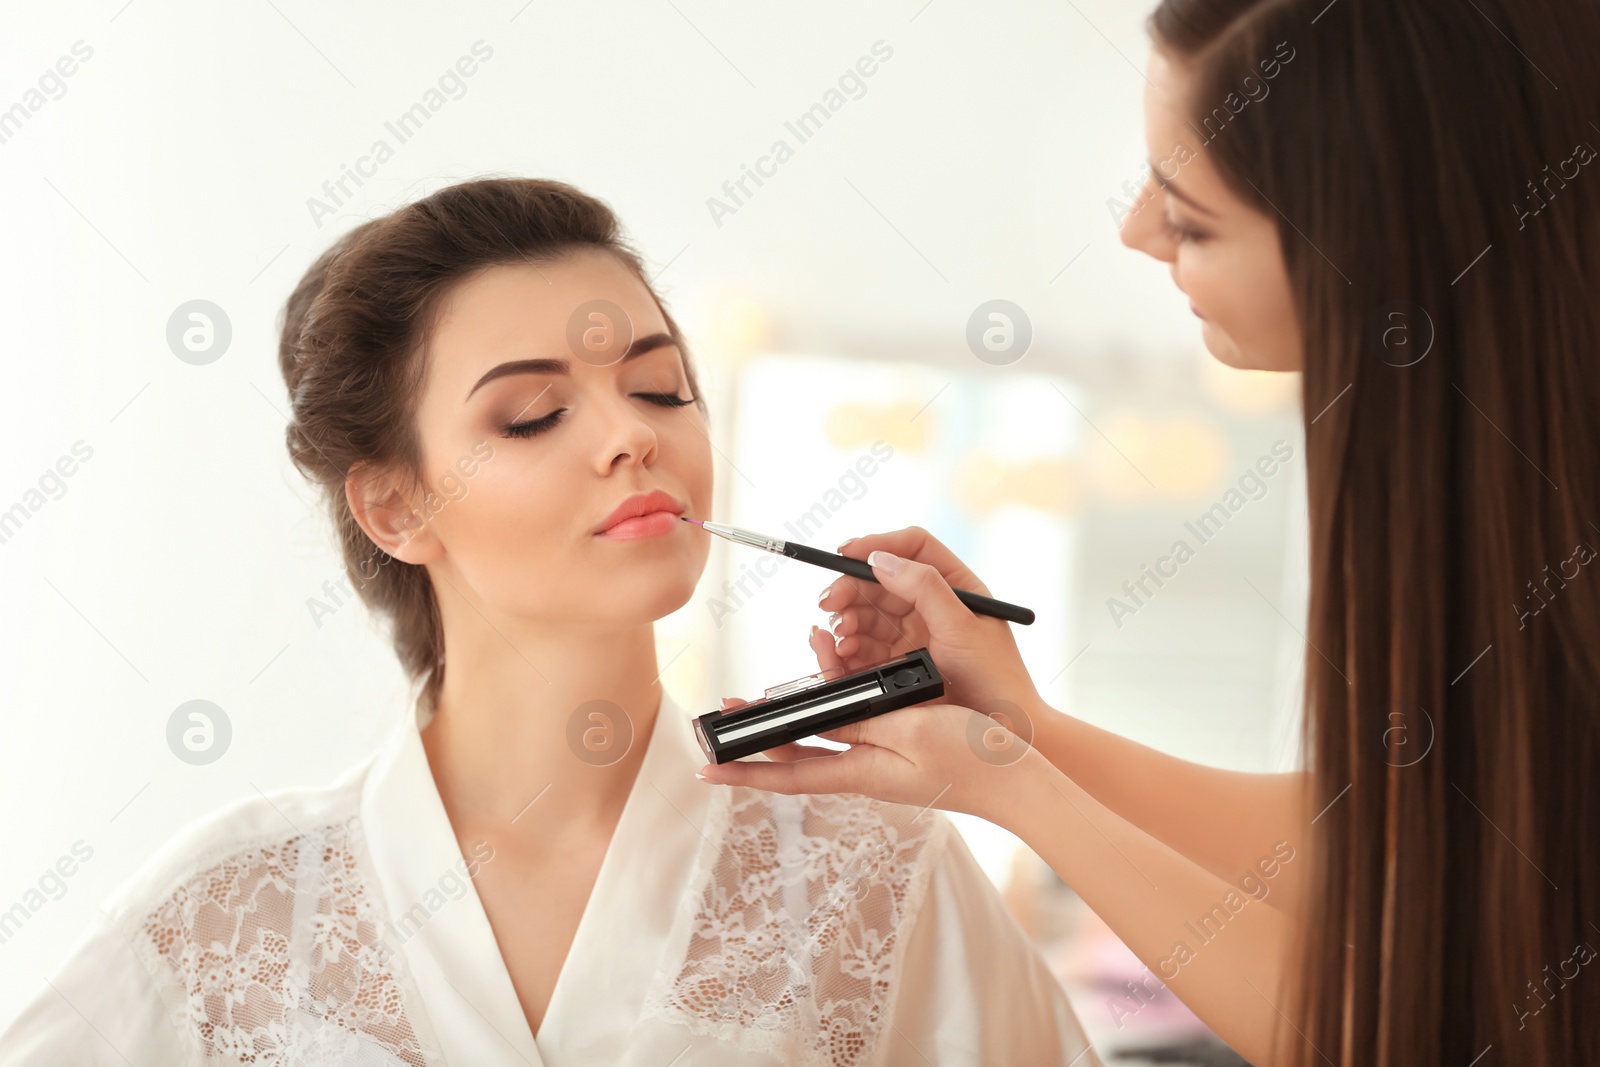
[424,250,669,387]
[416,252,672,412]
[1143,48,1199,154]
[1141,47,1235,207]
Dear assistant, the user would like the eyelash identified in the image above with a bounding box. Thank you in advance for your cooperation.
[1163,215,1208,244]
[503,392,695,439]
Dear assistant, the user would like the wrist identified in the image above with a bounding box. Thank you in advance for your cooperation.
[1019,692,1070,764]
[971,741,1058,831]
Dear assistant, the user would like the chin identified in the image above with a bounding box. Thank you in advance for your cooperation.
[1200,323,1243,366]
[623,566,704,624]
[582,535,709,624]
[1201,322,1286,372]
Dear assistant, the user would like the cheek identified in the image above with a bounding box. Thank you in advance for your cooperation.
[1178,244,1237,320]
[1177,249,1255,369]
[1227,262,1297,367]
[437,450,603,613]
[428,441,577,556]
[668,412,715,503]
[1187,245,1282,343]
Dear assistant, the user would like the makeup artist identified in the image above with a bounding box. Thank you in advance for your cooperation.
[697,0,1600,1063]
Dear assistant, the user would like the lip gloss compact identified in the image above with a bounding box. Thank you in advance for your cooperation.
[693,648,945,764]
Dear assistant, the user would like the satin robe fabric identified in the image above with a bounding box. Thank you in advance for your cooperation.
[1,688,1102,1066]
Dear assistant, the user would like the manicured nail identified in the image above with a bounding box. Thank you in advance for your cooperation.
[695,771,708,781]
[818,586,831,606]
[868,550,902,576]
[838,537,857,552]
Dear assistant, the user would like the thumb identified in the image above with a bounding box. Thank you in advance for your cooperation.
[819,717,883,747]
[866,550,973,638]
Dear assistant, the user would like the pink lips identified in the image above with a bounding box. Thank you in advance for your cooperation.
[594,488,685,540]
[597,511,680,540]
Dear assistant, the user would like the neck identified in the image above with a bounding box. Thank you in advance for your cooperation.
[419,617,665,846]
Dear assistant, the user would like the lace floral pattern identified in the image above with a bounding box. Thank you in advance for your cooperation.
[135,816,432,1066]
[640,786,948,1067]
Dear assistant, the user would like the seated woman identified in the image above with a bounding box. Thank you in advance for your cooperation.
[0,177,1100,1067]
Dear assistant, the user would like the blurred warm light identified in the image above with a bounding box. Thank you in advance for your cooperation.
[826,400,935,454]
[708,289,771,363]
[1197,345,1301,415]
[1087,411,1230,502]
[953,454,1080,516]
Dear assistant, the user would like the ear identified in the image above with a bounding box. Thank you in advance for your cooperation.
[344,462,445,566]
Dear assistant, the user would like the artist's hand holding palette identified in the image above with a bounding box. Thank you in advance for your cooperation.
[693,648,944,763]
[681,515,1031,761]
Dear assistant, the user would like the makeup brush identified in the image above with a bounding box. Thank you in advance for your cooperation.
[680,517,1035,625]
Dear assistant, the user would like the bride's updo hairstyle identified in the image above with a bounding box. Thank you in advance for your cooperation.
[276,177,707,714]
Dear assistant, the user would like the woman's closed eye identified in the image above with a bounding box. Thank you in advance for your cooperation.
[1163,213,1210,244]
[503,391,696,439]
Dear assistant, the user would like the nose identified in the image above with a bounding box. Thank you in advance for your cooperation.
[591,392,660,474]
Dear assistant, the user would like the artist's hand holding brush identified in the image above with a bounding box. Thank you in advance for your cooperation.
[702,524,1059,816]
[811,525,1046,724]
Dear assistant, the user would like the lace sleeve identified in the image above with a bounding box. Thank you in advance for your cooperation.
[639,786,950,1067]
[125,815,438,1066]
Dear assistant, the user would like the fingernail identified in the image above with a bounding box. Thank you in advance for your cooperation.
[818,586,831,606]
[868,550,902,576]
[829,612,842,631]
[694,771,708,781]
[838,537,857,552]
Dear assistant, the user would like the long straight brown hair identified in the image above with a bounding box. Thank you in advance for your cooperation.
[1146,0,1600,1062]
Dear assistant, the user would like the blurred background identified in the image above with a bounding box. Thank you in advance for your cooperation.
[0,1,1308,1060]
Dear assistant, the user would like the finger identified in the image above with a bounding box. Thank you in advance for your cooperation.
[719,696,751,710]
[835,526,991,596]
[760,740,842,762]
[847,574,916,616]
[816,708,903,747]
[819,612,898,666]
[810,624,848,675]
[820,574,915,617]
[863,552,977,641]
[819,703,963,751]
[697,746,888,795]
[832,632,895,666]
[832,605,914,648]
[829,633,902,675]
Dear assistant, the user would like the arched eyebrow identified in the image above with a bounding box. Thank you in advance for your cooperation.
[464,332,678,402]
[1151,169,1221,218]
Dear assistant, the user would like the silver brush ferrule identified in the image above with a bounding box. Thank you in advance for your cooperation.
[701,521,787,554]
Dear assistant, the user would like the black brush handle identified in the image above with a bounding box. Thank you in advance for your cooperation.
[784,541,1035,626]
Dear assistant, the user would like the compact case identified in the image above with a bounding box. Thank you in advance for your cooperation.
[693,647,945,764]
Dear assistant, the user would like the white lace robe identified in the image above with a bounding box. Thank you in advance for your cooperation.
[1,688,1101,1066]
